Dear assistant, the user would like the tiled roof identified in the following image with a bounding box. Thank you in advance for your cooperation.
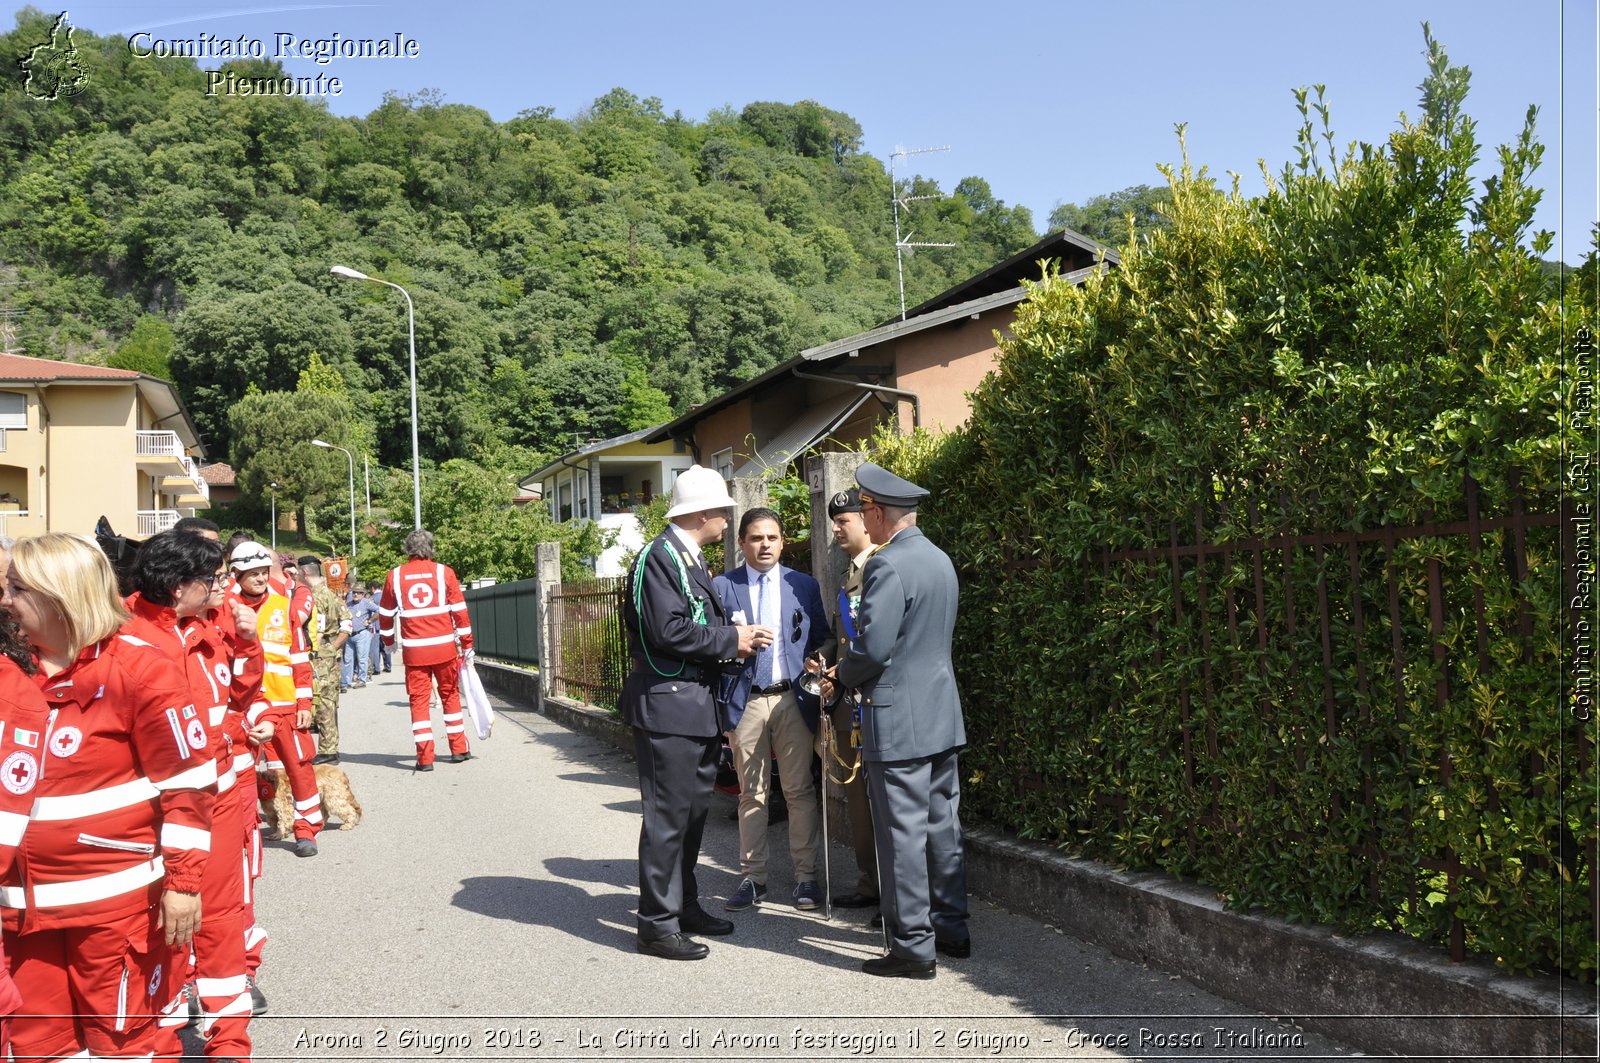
[199,462,237,486]
[0,351,142,381]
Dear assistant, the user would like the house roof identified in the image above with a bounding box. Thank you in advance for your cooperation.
[0,351,207,458]
[643,229,1116,446]
[897,227,1116,319]
[730,390,875,480]
[0,352,143,381]
[199,462,236,486]
[523,425,663,485]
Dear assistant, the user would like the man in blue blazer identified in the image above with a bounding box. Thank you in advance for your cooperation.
[713,507,832,913]
[621,467,773,961]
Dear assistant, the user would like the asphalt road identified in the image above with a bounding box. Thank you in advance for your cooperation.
[231,666,1359,1063]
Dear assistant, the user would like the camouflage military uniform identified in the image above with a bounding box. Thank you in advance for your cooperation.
[311,582,351,756]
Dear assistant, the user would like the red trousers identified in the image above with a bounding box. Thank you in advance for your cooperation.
[405,658,468,765]
[157,776,252,1061]
[259,711,322,840]
[6,908,181,1062]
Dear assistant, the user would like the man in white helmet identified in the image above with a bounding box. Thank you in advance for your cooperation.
[621,465,772,961]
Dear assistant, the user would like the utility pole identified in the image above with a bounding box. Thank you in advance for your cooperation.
[889,145,956,320]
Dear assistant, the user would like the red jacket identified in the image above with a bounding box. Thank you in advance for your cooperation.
[127,594,263,801]
[380,558,473,667]
[1,620,217,932]
[0,657,50,1014]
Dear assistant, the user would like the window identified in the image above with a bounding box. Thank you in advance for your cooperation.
[0,394,25,430]
[712,447,734,483]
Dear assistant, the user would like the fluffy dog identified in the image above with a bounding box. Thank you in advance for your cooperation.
[263,763,363,840]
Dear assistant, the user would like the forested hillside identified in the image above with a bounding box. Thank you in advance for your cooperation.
[0,7,1040,471]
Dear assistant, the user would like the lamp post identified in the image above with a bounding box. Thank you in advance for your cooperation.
[363,455,371,515]
[330,265,422,529]
[312,440,357,565]
[268,482,279,551]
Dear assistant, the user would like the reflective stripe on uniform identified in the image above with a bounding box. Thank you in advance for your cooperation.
[161,823,211,852]
[31,778,160,821]
[0,857,164,908]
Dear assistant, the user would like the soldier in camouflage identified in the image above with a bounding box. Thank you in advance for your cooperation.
[299,556,351,766]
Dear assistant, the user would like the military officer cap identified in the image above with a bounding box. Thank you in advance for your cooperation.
[827,487,863,518]
[854,461,930,509]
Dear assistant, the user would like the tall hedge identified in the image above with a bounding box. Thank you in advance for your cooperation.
[885,32,1592,978]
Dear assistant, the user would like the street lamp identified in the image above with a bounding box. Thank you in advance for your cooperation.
[330,265,422,529]
[312,440,357,565]
[268,482,279,551]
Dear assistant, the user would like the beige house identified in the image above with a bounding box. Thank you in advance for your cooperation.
[645,228,1116,476]
[521,427,694,577]
[0,352,209,540]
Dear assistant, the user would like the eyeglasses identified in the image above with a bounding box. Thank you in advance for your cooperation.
[191,573,222,590]
[790,608,803,643]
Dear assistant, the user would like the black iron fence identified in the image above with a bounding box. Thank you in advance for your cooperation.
[549,577,628,711]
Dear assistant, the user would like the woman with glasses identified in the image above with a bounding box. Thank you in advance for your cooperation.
[0,533,217,1063]
[128,530,264,1062]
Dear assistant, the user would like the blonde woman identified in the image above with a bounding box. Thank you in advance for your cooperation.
[0,533,216,1062]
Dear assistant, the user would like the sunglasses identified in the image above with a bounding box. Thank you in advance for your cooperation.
[790,608,803,643]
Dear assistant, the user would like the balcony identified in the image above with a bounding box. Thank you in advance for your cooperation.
[163,455,210,506]
[0,509,30,539]
[135,430,188,474]
[137,509,181,537]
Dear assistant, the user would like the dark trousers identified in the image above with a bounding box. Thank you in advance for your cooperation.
[867,747,969,961]
[633,728,719,940]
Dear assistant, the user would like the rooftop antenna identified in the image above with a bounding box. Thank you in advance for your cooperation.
[889,145,956,320]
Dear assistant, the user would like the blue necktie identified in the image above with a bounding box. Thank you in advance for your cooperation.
[755,572,774,688]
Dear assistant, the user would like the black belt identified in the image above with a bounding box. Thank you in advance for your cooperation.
[754,680,791,695]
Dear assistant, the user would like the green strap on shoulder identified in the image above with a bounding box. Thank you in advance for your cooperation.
[632,538,709,677]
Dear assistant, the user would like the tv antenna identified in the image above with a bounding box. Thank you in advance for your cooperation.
[889,145,956,320]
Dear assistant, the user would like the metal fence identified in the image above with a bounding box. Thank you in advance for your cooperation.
[549,577,628,711]
[463,578,542,667]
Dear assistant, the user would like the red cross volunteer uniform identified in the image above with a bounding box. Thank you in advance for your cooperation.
[380,557,473,767]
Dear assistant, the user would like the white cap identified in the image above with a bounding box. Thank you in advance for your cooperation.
[664,465,738,519]
[229,541,273,571]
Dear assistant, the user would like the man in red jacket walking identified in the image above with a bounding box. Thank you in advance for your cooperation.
[380,529,474,771]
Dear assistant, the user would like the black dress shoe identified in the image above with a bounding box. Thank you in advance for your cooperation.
[680,908,735,936]
[446,752,475,764]
[636,932,708,960]
[312,753,340,765]
[832,892,879,909]
[935,937,971,959]
[863,954,936,979]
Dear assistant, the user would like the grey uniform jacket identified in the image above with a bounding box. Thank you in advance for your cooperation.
[835,526,965,761]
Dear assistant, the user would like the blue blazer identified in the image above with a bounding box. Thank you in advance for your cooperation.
[712,563,831,733]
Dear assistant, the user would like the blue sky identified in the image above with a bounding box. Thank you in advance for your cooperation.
[32,0,1600,262]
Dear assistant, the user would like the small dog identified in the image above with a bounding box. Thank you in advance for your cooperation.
[263,763,363,840]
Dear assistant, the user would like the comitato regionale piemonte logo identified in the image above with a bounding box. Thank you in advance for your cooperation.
[21,11,88,101]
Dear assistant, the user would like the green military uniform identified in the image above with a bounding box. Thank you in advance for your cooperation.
[823,550,879,900]
[311,583,350,756]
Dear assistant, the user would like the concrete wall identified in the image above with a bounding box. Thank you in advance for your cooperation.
[43,385,140,535]
[891,305,1013,432]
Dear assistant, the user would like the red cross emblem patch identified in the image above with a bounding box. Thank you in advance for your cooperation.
[1,751,38,795]
[406,582,435,609]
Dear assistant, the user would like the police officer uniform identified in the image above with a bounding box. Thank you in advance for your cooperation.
[836,463,969,978]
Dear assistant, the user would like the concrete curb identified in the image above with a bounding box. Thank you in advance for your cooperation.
[476,660,1596,1060]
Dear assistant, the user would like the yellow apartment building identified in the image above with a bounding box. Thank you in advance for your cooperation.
[0,352,209,541]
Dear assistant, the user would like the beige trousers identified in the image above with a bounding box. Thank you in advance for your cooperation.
[731,688,820,883]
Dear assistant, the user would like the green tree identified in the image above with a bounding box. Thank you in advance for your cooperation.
[227,388,358,543]
[1047,183,1172,247]
[107,314,173,378]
